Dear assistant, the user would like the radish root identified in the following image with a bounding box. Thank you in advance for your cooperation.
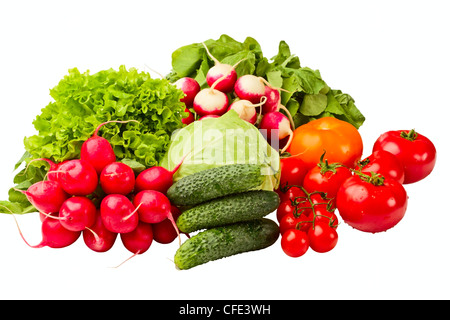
[1,206,44,249]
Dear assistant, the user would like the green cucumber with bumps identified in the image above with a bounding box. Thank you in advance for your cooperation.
[176,190,280,233]
[174,218,280,270]
[167,164,266,206]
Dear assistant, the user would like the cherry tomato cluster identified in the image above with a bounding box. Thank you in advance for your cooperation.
[276,128,437,258]
[277,185,339,257]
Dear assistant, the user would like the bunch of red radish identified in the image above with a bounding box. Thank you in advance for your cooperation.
[14,120,182,262]
[174,43,295,153]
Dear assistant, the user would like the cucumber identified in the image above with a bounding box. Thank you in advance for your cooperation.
[176,190,280,233]
[174,218,280,270]
[167,164,266,206]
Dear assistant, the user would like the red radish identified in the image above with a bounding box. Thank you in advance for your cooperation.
[132,190,171,223]
[258,78,291,113]
[80,120,138,174]
[234,75,266,104]
[3,205,79,249]
[113,221,154,268]
[16,180,69,213]
[193,87,229,117]
[193,59,234,117]
[13,214,81,249]
[100,162,135,195]
[133,190,181,245]
[120,221,153,254]
[135,155,185,194]
[174,77,200,107]
[260,84,296,129]
[202,42,245,93]
[228,96,267,124]
[262,86,281,114]
[34,218,81,249]
[100,194,139,233]
[182,107,195,125]
[58,196,97,232]
[135,166,174,193]
[206,64,237,93]
[259,111,294,153]
[83,210,118,252]
[57,159,98,196]
[152,205,182,244]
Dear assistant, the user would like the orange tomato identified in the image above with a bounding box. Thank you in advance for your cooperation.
[287,117,363,169]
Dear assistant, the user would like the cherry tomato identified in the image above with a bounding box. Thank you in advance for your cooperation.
[307,222,338,253]
[313,206,339,228]
[287,117,363,170]
[308,192,335,212]
[358,150,405,184]
[279,212,301,234]
[303,155,353,199]
[372,129,436,184]
[296,214,313,233]
[276,200,296,222]
[336,174,408,233]
[293,197,313,217]
[278,157,309,190]
[281,229,309,258]
[278,186,306,203]
[279,207,313,233]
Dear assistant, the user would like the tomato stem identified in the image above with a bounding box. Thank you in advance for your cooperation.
[352,169,385,186]
[400,129,418,141]
[284,185,337,229]
[317,150,345,175]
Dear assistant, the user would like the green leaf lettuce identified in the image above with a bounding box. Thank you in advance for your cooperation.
[2,65,186,214]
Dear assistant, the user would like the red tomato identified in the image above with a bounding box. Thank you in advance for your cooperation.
[313,206,339,228]
[278,157,309,190]
[308,192,335,212]
[293,197,313,217]
[276,200,296,222]
[295,213,314,233]
[279,213,300,235]
[372,129,436,184]
[336,174,408,233]
[278,186,306,203]
[307,222,338,253]
[358,150,405,184]
[303,158,353,199]
[279,209,312,234]
[281,229,309,258]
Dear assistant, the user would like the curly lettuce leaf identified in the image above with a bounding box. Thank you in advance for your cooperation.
[24,66,185,166]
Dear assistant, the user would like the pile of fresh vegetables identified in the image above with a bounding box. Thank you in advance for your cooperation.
[7,120,185,259]
[1,66,186,215]
[0,35,437,269]
[276,125,436,257]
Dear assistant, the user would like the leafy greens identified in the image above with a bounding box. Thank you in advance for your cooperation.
[166,34,365,129]
[1,65,186,214]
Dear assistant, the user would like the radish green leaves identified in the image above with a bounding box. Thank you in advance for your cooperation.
[167,35,365,129]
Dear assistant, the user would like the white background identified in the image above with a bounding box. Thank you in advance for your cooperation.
[0,0,448,300]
